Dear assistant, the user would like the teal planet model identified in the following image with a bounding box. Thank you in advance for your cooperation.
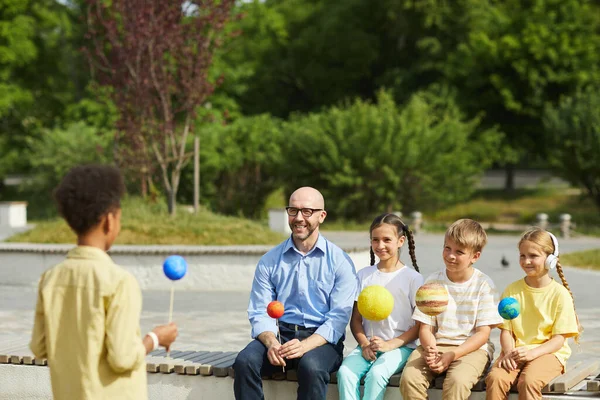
[498,297,520,320]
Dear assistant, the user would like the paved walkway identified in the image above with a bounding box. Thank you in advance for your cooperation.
[1,232,599,366]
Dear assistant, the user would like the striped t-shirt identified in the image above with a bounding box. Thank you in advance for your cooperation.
[412,268,503,358]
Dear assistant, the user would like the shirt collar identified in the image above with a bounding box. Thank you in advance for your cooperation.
[67,246,114,263]
[284,234,326,256]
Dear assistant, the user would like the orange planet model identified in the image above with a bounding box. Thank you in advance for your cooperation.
[267,301,285,319]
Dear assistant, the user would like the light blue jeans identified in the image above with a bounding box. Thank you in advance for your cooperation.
[337,345,414,400]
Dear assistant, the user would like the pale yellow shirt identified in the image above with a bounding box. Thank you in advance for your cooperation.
[30,246,147,400]
[412,268,504,358]
[500,279,579,366]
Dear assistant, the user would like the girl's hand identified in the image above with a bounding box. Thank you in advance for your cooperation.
[361,343,377,361]
[369,336,392,353]
[498,352,518,371]
[510,347,533,364]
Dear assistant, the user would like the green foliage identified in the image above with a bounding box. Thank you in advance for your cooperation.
[543,87,600,211]
[403,0,600,165]
[0,0,86,177]
[281,90,502,221]
[178,114,284,218]
[23,121,113,197]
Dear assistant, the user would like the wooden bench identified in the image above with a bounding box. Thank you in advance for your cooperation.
[144,349,600,397]
[2,345,599,398]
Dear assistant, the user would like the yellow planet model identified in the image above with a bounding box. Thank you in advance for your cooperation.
[357,285,394,321]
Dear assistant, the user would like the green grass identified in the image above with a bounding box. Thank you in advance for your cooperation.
[561,249,600,270]
[6,197,286,245]
[321,188,600,235]
[429,188,600,234]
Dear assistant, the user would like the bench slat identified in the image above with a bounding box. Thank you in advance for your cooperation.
[199,352,238,376]
[543,360,599,394]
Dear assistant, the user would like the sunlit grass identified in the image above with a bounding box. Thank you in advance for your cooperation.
[561,249,600,270]
[6,197,286,245]
[429,188,600,233]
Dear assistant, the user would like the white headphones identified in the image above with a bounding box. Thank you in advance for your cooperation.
[545,231,560,270]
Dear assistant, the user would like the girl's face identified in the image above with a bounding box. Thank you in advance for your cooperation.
[519,240,549,278]
[371,224,405,262]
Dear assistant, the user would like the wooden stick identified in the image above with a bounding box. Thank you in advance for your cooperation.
[167,285,175,358]
[168,285,174,323]
[276,319,285,373]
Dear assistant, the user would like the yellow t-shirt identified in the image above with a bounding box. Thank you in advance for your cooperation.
[500,278,579,366]
[30,246,147,400]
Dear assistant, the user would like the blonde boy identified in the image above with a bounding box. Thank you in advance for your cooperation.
[400,219,503,400]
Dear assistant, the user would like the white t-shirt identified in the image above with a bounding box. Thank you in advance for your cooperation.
[412,268,503,358]
[357,264,424,348]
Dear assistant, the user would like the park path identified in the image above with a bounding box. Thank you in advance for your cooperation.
[1,232,599,365]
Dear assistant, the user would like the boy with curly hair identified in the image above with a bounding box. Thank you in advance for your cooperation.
[30,164,178,400]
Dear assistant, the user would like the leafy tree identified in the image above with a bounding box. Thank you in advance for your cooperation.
[0,0,78,177]
[395,0,600,188]
[178,114,284,218]
[543,87,600,211]
[281,90,501,221]
[84,0,234,214]
[16,122,113,217]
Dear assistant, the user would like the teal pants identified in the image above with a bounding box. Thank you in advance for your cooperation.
[337,345,414,400]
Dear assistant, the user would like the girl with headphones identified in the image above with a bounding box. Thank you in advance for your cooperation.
[485,227,583,400]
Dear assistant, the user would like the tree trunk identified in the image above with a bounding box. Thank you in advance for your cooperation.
[167,188,176,216]
[505,164,515,191]
[141,172,148,198]
[194,135,200,214]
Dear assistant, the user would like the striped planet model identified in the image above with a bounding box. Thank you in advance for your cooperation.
[415,283,449,316]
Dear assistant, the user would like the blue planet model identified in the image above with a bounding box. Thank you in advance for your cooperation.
[498,297,520,320]
[163,255,188,280]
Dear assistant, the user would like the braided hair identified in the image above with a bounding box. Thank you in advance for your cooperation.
[369,213,419,272]
[519,227,583,343]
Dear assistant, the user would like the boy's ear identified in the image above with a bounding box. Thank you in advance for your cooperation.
[100,213,110,234]
[104,212,117,234]
[471,250,482,264]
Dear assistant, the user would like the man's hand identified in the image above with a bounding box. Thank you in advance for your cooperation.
[152,322,178,351]
[499,352,518,371]
[267,342,286,367]
[278,339,307,360]
[361,343,377,361]
[427,351,454,374]
[370,336,392,353]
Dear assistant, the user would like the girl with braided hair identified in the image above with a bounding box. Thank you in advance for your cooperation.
[337,213,423,400]
[486,227,582,400]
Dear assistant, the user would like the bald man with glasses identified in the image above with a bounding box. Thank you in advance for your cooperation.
[233,187,358,400]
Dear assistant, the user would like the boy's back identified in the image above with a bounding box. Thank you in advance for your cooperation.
[31,246,147,400]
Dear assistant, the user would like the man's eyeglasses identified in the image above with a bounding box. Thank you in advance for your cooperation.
[285,207,323,217]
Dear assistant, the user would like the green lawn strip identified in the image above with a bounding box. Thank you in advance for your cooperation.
[6,198,285,245]
[561,249,600,270]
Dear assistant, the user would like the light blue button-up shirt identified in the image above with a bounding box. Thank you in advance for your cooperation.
[248,234,358,344]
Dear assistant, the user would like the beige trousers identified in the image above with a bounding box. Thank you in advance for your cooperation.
[485,353,563,400]
[400,344,490,400]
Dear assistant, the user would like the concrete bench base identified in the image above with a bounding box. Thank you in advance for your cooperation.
[0,363,527,400]
[2,348,598,400]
